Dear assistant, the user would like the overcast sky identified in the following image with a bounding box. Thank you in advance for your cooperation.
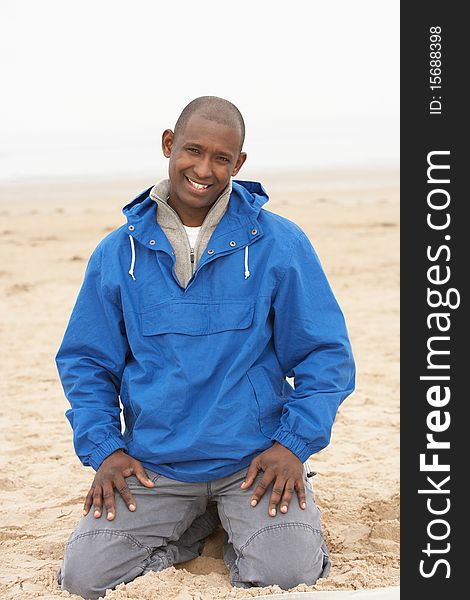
[0,1,399,180]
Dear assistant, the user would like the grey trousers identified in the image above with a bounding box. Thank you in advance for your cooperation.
[58,466,330,599]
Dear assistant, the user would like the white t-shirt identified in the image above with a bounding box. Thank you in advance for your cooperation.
[183,225,201,249]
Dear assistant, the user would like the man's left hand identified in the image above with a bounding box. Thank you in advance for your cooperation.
[241,442,307,516]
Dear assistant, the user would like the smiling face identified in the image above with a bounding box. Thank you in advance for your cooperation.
[161,113,247,226]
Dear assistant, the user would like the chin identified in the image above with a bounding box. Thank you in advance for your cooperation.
[184,189,219,205]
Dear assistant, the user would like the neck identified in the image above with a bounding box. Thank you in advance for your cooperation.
[167,200,211,227]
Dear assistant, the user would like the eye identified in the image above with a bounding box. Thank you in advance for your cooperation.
[217,156,229,163]
[187,147,200,154]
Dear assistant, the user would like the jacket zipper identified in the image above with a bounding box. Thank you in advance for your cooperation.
[190,248,195,274]
[154,199,194,283]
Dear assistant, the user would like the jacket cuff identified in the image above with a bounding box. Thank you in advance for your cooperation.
[88,436,127,471]
[271,428,319,463]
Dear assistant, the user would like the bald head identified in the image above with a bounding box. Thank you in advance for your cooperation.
[174,96,245,151]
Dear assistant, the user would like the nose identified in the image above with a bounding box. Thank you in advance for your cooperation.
[193,155,212,180]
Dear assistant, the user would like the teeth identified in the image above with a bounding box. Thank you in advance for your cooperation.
[187,177,209,190]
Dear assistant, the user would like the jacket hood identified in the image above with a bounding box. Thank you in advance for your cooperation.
[122,180,269,224]
[121,180,270,283]
[231,180,269,214]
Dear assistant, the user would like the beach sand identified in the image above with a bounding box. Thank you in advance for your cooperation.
[0,168,399,599]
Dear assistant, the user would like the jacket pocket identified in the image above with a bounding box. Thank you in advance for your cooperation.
[247,366,288,437]
[141,300,254,336]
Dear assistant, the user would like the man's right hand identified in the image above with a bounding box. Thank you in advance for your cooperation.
[83,449,155,521]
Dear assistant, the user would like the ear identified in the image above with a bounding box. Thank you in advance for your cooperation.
[162,129,174,158]
[232,152,247,177]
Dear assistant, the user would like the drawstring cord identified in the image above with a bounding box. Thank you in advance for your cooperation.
[128,235,136,280]
[244,245,250,279]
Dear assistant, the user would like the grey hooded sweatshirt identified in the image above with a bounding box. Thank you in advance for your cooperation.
[149,179,232,288]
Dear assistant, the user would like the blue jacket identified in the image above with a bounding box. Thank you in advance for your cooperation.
[56,180,355,482]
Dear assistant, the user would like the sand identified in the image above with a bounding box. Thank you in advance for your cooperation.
[0,168,399,599]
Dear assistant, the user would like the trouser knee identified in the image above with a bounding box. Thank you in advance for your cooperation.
[237,522,330,589]
[59,529,151,599]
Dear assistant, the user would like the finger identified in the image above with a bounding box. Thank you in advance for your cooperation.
[102,481,117,521]
[134,465,155,488]
[295,480,307,510]
[268,477,286,517]
[279,478,296,514]
[83,486,95,516]
[250,470,275,507]
[115,475,137,512]
[92,485,103,518]
[241,461,261,490]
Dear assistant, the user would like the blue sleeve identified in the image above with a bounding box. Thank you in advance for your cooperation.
[55,242,129,470]
[271,230,356,462]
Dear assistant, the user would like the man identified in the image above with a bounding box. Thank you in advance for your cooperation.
[56,96,355,599]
